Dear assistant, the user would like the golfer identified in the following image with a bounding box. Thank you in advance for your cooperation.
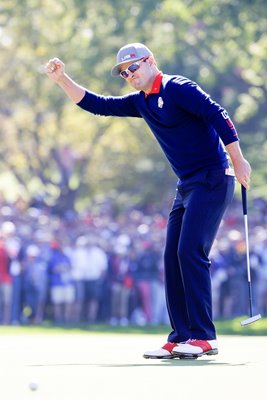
[45,43,251,358]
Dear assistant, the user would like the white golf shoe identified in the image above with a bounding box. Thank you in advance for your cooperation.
[172,339,218,358]
[143,342,179,359]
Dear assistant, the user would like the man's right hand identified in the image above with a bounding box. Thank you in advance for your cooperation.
[44,58,86,103]
[45,58,65,82]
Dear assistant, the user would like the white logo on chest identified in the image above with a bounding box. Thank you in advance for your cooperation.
[158,97,164,108]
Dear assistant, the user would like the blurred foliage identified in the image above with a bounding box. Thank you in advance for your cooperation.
[0,0,266,214]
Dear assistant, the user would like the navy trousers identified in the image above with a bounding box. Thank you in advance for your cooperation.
[164,169,235,343]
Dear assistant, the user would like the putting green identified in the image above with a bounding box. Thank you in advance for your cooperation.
[1,333,266,400]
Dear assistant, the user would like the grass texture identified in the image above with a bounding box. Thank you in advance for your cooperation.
[0,317,266,336]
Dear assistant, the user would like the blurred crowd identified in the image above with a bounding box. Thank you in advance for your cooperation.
[0,193,267,327]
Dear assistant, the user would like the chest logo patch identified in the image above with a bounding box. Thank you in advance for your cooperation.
[158,97,164,109]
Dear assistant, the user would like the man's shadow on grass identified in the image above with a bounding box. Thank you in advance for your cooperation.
[29,359,247,368]
[97,359,247,367]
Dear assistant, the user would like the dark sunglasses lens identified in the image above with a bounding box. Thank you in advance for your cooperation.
[128,63,139,73]
[120,70,129,78]
[120,60,142,78]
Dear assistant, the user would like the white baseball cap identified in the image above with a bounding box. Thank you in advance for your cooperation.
[111,43,153,77]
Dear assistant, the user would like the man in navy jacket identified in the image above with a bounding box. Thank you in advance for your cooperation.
[46,43,251,358]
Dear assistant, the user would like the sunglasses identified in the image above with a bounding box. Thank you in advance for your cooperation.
[120,57,149,79]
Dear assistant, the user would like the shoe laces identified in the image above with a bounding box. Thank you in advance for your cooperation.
[186,339,207,345]
[186,339,197,344]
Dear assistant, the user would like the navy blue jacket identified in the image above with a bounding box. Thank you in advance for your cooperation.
[77,74,238,180]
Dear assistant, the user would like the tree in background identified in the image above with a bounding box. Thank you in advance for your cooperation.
[0,0,266,215]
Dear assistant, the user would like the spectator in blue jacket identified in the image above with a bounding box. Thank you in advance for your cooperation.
[21,244,48,324]
[45,43,251,358]
[47,240,74,324]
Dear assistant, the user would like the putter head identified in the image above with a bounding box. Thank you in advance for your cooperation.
[240,314,262,326]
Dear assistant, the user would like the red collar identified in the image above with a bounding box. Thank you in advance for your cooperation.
[145,72,163,97]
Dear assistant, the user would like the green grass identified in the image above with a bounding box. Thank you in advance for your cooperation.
[0,317,267,336]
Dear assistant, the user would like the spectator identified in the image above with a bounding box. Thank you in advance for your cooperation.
[83,238,108,323]
[9,256,23,325]
[254,238,267,315]
[210,243,228,320]
[134,240,160,324]
[108,246,134,326]
[10,239,29,324]
[0,240,12,324]
[21,244,48,324]
[69,236,90,323]
[47,240,74,324]
[150,255,169,326]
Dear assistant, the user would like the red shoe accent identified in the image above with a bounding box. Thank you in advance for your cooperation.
[186,340,212,352]
[162,342,178,352]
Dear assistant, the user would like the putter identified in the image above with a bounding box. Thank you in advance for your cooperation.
[240,185,261,326]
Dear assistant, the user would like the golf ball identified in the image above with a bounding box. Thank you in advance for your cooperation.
[29,381,38,391]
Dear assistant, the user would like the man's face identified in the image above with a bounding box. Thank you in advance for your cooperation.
[119,56,154,92]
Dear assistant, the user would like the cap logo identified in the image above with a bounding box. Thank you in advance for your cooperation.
[121,53,136,62]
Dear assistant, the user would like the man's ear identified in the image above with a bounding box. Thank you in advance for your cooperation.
[148,56,154,65]
[148,56,157,67]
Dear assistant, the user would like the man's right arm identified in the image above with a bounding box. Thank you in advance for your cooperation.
[45,58,141,118]
[45,58,86,104]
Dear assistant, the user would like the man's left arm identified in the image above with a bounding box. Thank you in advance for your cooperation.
[169,78,239,145]
[169,79,251,188]
[209,106,252,189]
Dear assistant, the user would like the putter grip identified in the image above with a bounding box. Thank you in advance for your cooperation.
[241,185,247,215]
